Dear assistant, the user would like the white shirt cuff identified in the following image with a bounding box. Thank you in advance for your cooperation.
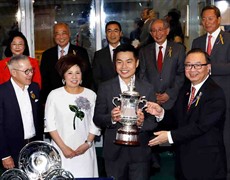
[167,131,174,144]
[155,108,165,122]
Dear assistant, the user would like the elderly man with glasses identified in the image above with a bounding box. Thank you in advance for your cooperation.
[0,55,42,170]
[146,48,227,180]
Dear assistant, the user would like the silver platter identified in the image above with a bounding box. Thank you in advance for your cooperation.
[44,168,74,180]
[18,141,61,180]
[0,168,29,180]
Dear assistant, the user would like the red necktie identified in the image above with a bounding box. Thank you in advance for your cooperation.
[187,87,196,111]
[207,35,212,55]
[157,46,163,72]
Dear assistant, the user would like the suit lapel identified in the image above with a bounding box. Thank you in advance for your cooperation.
[105,46,115,71]
[150,44,157,70]
[211,31,224,57]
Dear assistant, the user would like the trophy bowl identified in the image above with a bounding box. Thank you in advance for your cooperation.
[44,168,74,180]
[112,77,147,146]
[18,141,62,180]
[0,168,29,180]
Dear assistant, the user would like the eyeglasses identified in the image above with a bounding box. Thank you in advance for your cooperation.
[14,68,34,75]
[184,63,208,70]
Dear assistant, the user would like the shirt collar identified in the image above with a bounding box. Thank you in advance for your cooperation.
[58,42,70,52]
[11,77,29,91]
[191,75,209,93]
[207,27,221,39]
[156,40,167,49]
[118,75,136,93]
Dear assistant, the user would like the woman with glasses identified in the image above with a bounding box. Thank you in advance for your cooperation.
[0,31,41,88]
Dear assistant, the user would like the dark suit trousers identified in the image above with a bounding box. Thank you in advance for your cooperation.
[104,147,151,180]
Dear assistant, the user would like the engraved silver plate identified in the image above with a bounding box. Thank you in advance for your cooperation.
[18,141,62,180]
[0,168,29,180]
[45,168,74,180]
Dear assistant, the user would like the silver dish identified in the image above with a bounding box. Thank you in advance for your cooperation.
[44,168,74,180]
[0,168,29,180]
[18,141,61,180]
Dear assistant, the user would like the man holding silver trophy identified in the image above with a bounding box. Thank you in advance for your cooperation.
[93,44,163,180]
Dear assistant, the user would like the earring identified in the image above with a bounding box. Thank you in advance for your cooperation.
[79,80,82,85]
[62,79,66,85]
[209,69,211,75]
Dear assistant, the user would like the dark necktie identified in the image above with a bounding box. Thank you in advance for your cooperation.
[207,35,212,55]
[187,87,196,111]
[157,46,163,73]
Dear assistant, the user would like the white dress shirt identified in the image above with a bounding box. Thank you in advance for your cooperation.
[11,78,35,139]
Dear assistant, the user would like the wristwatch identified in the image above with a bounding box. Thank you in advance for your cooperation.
[85,140,92,148]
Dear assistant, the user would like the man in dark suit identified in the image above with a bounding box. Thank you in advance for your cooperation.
[40,22,92,104]
[92,21,122,91]
[146,48,227,180]
[192,5,230,178]
[139,18,185,111]
[0,55,42,169]
[93,44,164,180]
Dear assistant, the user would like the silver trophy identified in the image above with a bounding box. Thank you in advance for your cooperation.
[112,77,147,145]
[18,141,62,180]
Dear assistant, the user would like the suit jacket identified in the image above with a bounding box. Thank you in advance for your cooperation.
[192,30,230,108]
[92,46,117,91]
[93,77,158,162]
[170,77,226,179]
[139,41,186,110]
[40,44,92,104]
[0,81,42,166]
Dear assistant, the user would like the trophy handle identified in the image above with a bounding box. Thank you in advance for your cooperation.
[112,97,120,107]
[139,96,147,110]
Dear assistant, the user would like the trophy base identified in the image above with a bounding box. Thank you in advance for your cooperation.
[114,125,140,146]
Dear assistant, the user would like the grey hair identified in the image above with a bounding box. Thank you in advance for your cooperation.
[149,19,170,32]
[7,54,29,70]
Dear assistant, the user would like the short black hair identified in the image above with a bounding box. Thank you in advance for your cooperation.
[201,5,221,18]
[186,48,210,64]
[105,21,122,32]
[113,44,138,62]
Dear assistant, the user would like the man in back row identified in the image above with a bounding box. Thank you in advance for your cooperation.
[192,5,230,178]
[40,22,92,105]
[92,21,122,91]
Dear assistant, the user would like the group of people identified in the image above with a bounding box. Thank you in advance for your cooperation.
[0,4,229,180]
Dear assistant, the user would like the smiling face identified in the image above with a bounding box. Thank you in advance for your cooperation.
[11,58,33,89]
[185,52,211,85]
[115,51,139,84]
[150,20,169,45]
[201,9,220,34]
[54,23,70,48]
[64,64,82,89]
[10,36,25,55]
[106,23,122,48]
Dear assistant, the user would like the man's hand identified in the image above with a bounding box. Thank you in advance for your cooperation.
[2,157,15,169]
[111,106,121,122]
[145,102,164,117]
[156,93,170,105]
[136,109,144,127]
[148,131,169,146]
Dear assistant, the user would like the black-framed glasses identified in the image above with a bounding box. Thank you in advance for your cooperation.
[184,63,208,70]
[14,68,34,75]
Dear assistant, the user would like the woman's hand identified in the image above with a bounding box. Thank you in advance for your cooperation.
[75,143,90,156]
[61,145,76,159]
